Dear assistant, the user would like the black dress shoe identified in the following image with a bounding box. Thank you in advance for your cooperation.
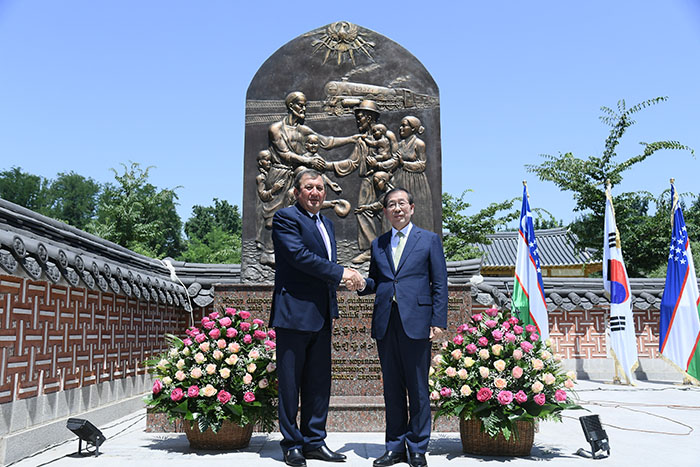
[373,450,408,467]
[284,448,307,466]
[408,452,427,467]
[304,445,347,462]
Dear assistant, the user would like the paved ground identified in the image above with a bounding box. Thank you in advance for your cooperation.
[10,380,700,467]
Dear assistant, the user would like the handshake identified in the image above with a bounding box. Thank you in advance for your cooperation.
[342,268,365,292]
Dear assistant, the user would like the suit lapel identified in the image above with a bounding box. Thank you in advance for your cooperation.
[381,232,395,274]
[321,214,336,261]
[395,228,421,274]
[295,203,328,257]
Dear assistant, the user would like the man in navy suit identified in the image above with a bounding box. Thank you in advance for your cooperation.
[359,188,448,467]
[271,169,363,467]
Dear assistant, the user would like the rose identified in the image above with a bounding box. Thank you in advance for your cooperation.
[555,389,567,402]
[225,307,236,315]
[226,354,238,365]
[460,385,472,396]
[182,347,191,356]
[485,307,499,317]
[566,370,577,380]
[430,391,440,401]
[265,340,276,350]
[238,311,251,319]
[217,339,227,349]
[485,320,498,329]
[446,367,457,378]
[494,378,507,389]
[534,393,546,406]
[191,367,203,379]
[433,354,444,365]
[259,378,269,388]
[254,330,267,340]
[514,390,527,403]
[471,313,482,322]
[525,325,537,333]
[194,352,206,364]
[530,333,540,342]
[493,359,506,372]
[440,387,452,397]
[531,358,544,370]
[226,328,238,338]
[169,348,179,358]
[175,370,186,381]
[187,385,199,397]
[247,363,257,373]
[152,380,163,395]
[243,334,252,344]
[267,329,276,339]
[451,349,463,360]
[478,349,490,360]
[266,362,276,373]
[565,379,575,389]
[520,341,534,353]
[457,369,468,380]
[465,344,478,354]
[243,373,253,385]
[479,366,490,378]
[243,391,256,402]
[219,368,231,378]
[543,373,556,385]
[249,349,260,359]
[491,329,503,341]
[508,317,519,326]
[476,387,493,402]
[464,357,475,368]
[240,322,251,332]
[253,318,264,326]
[478,337,489,347]
[540,350,552,360]
[157,359,169,370]
[531,381,544,393]
[199,342,210,353]
[217,390,232,404]
[208,311,220,320]
[206,363,217,375]
[512,349,523,360]
[504,332,516,343]
[497,390,513,405]
[176,359,185,369]
[229,342,241,353]
[183,338,193,346]
[162,377,172,385]
[209,328,221,339]
[491,344,503,356]
[203,320,216,330]
[513,325,523,335]
[202,384,217,397]
[501,321,510,330]
[453,334,464,345]
[213,350,224,361]
[219,317,232,327]
[512,366,524,379]
[170,388,184,402]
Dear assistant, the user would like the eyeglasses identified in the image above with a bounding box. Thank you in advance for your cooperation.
[386,201,410,209]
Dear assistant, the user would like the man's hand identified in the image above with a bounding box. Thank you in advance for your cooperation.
[311,156,326,171]
[429,326,444,340]
[342,268,365,291]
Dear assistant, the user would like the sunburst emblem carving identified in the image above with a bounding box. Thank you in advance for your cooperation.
[312,21,375,65]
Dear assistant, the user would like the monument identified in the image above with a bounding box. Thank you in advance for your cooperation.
[241,21,442,282]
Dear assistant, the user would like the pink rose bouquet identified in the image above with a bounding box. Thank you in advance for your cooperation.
[145,308,278,433]
[430,307,580,439]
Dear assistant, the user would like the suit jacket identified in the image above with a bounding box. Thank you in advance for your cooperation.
[270,203,344,332]
[360,225,448,340]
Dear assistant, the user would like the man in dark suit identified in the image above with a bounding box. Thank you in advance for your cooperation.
[271,168,363,467]
[359,188,448,467]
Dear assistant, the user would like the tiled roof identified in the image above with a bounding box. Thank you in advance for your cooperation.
[475,228,597,267]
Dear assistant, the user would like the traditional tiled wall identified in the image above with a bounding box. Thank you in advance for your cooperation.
[0,273,196,404]
[471,302,662,360]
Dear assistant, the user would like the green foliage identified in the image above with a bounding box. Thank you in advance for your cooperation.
[180,199,242,264]
[526,97,695,276]
[88,162,185,258]
[442,191,519,261]
[45,171,101,230]
[0,166,50,212]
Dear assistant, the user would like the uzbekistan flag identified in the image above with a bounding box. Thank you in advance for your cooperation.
[512,183,549,340]
[603,184,638,384]
[659,182,700,382]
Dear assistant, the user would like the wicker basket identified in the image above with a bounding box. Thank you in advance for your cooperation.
[459,418,534,456]
[184,420,253,450]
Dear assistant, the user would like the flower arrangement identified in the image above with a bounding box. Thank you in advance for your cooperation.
[430,307,580,439]
[145,308,278,433]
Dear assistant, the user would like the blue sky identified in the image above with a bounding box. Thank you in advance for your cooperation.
[1,0,699,226]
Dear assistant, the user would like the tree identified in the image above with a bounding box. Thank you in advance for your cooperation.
[180,198,242,264]
[526,97,694,276]
[89,162,185,258]
[442,191,519,261]
[0,166,50,212]
[45,171,101,230]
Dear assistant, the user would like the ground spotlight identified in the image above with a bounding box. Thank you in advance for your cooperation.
[576,414,610,459]
[66,418,106,457]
